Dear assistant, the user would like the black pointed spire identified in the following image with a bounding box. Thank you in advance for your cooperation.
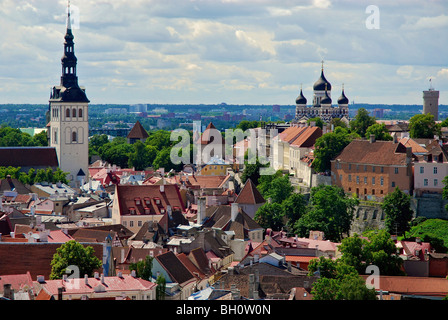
[61,1,78,88]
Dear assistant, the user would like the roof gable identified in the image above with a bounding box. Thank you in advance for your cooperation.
[127,121,149,139]
[235,178,265,204]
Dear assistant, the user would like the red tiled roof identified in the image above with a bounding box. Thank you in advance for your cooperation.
[0,271,34,292]
[290,126,322,148]
[165,174,230,189]
[34,274,156,297]
[115,184,185,216]
[155,251,196,286]
[333,140,409,166]
[360,275,448,297]
[177,253,206,280]
[278,126,307,144]
[235,178,265,205]
[127,121,149,139]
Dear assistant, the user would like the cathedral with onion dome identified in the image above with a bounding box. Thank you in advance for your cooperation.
[293,62,350,125]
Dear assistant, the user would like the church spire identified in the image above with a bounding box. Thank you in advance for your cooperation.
[61,0,78,88]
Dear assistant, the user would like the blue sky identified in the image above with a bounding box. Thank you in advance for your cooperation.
[0,0,447,106]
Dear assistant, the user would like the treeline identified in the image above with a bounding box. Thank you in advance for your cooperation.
[0,166,69,185]
[0,126,48,147]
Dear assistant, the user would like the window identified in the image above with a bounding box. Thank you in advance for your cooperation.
[66,108,70,118]
[72,131,77,142]
[364,165,367,172]
[434,167,438,174]
[381,167,384,173]
[356,165,360,171]
[380,177,384,186]
[364,177,367,184]
[372,177,375,185]
[78,108,83,118]
[129,221,134,227]
[420,167,424,174]
[372,166,375,172]
[424,179,428,186]
[391,181,395,187]
[349,164,352,170]
[394,167,399,174]
[138,221,142,227]
[339,175,343,181]
[434,155,438,162]
[348,174,352,182]
[356,176,360,184]
[72,108,76,117]
[434,179,438,187]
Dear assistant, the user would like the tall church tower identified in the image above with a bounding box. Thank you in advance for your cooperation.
[48,2,89,187]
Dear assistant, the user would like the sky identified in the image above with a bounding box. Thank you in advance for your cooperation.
[0,0,447,106]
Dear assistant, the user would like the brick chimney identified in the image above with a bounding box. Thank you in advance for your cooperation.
[231,202,239,222]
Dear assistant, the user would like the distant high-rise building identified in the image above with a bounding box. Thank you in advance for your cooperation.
[47,3,89,187]
[423,80,439,121]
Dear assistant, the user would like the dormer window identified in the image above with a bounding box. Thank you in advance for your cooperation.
[144,207,150,214]
[154,198,161,205]
[129,207,136,215]
[135,197,141,205]
[144,197,151,205]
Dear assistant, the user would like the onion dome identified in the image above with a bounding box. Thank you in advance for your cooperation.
[320,84,332,105]
[313,63,332,91]
[338,86,349,105]
[296,87,307,105]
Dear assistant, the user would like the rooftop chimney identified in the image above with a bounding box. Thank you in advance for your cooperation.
[37,275,45,283]
[369,134,376,143]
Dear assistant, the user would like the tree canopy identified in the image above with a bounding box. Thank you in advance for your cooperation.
[50,240,102,280]
[365,123,393,141]
[350,108,376,138]
[409,113,439,139]
[381,187,414,236]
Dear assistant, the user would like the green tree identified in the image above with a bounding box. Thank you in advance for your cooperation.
[50,240,102,280]
[282,193,306,231]
[294,185,358,242]
[129,255,153,281]
[381,187,414,236]
[409,113,439,139]
[312,128,358,173]
[307,256,377,300]
[156,274,166,300]
[365,123,393,141]
[330,117,347,129]
[32,130,49,146]
[307,117,325,129]
[241,158,267,185]
[257,171,293,204]
[350,108,376,137]
[254,202,284,231]
[128,140,157,170]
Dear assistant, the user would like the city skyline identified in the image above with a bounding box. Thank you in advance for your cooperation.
[0,0,446,106]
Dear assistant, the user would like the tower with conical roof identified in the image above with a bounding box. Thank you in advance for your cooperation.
[48,1,89,187]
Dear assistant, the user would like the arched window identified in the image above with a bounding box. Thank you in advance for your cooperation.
[66,108,70,118]
[72,131,77,142]
[78,108,83,118]
[72,108,76,117]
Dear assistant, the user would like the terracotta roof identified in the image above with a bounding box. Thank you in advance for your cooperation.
[278,126,307,144]
[127,121,149,139]
[165,174,230,189]
[188,247,216,275]
[290,126,322,148]
[0,271,34,292]
[0,147,58,168]
[115,184,185,216]
[333,140,409,166]
[34,274,157,297]
[360,275,448,297]
[235,178,265,205]
[398,137,429,154]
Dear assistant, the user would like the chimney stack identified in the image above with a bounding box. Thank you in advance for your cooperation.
[369,134,376,143]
